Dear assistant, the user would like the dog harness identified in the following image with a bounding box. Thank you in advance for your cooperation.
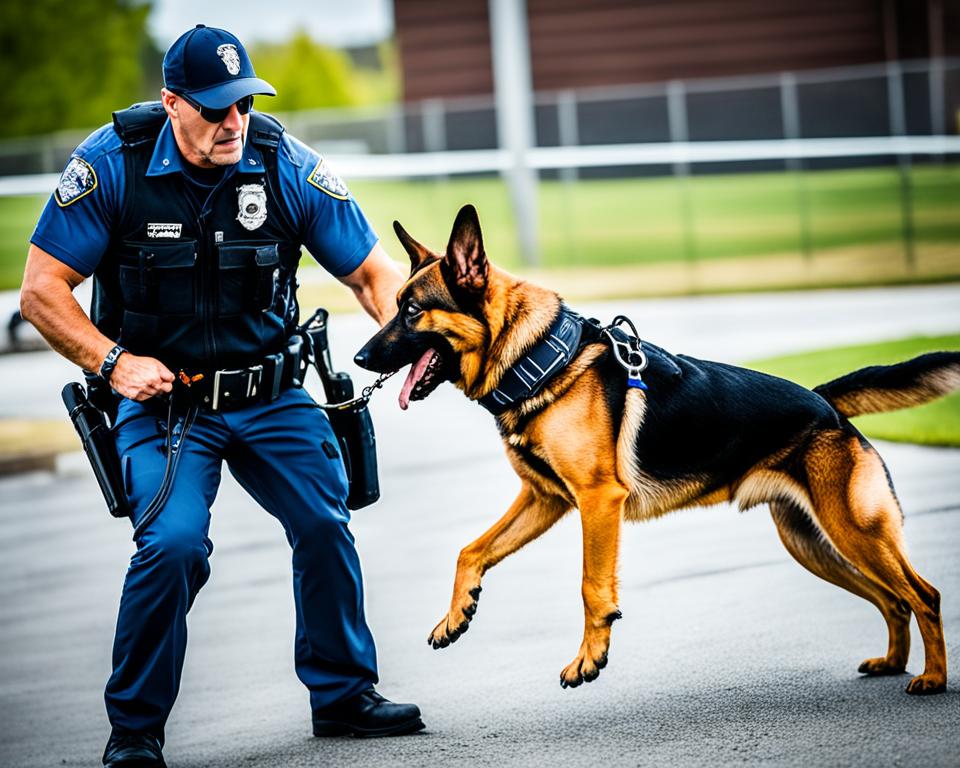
[478,307,585,415]
[477,307,657,416]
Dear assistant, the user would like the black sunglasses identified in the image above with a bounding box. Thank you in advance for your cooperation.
[177,92,253,123]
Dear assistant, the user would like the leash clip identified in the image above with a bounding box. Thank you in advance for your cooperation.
[603,316,649,390]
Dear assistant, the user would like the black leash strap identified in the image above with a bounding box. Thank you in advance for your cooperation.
[130,390,198,541]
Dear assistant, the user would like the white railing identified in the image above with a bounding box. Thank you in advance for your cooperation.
[2,135,958,196]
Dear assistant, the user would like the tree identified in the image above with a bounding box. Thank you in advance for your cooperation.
[249,31,363,112]
[0,0,157,139]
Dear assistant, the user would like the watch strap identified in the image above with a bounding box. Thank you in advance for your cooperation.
[99,344,127,383]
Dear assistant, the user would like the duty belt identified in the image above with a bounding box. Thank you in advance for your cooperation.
[179,335,311,412]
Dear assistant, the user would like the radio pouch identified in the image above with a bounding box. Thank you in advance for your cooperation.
[299,308,380,510]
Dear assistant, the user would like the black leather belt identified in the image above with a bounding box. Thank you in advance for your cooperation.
[180,335,311,412]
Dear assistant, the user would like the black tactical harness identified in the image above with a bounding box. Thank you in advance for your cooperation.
[476,306,682,417]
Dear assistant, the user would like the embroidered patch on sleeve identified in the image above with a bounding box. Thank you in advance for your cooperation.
[307,157,350,200]
[55,156,98,207]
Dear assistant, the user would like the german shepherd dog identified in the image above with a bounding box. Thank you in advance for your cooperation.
[355,205,959,695]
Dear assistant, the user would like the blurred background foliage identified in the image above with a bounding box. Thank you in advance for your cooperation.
[0,0,397,139]
[0,0,158,139]
[250,33,398,111]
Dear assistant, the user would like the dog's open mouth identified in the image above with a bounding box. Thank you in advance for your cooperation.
[399,348,445,410]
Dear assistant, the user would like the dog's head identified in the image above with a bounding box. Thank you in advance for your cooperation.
[354,204,492,409]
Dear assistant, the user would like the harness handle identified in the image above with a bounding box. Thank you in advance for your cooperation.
[603,315,649,390]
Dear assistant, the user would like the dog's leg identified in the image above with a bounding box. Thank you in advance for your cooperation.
[804,432,946,695]
[559,483,629,689]
[428,484,569,649]
[770,500,911,676]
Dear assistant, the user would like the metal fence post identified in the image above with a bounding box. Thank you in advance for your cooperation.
[667,80,697,266]
[886,61,916,269]
[489,0,540,267]
[386,104,407,156]
[780,72,814,262]
[557,90,579,183]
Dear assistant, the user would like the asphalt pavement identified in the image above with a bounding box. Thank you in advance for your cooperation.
[1,284,959,767]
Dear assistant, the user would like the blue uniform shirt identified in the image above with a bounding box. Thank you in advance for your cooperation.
[31,114,378,278]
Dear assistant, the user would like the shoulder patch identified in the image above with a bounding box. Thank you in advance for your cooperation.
[307,157,350,200]
[55,156,98,207]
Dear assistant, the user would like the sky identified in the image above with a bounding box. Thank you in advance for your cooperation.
[148,0,394,48]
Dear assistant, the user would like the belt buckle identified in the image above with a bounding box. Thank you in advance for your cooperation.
[211,365,264,411]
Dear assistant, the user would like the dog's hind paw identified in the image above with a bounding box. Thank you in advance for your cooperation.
[858,656,906,676]
[905,673,946,695]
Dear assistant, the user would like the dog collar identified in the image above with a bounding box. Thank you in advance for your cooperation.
[478,306,585,416]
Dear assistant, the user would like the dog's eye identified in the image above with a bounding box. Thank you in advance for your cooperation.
[404,301,422,319]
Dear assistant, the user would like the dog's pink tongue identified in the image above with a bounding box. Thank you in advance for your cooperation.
[399,348,436,410]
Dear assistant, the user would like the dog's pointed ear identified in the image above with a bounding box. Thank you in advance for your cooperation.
[393,220,433,271]
[443,204,487,293]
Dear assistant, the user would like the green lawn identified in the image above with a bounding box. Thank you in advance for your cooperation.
[746,335,960,447]
[3,164,958,291]
[1,195,45,289]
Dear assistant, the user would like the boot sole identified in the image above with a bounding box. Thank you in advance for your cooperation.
[312,716,425,738]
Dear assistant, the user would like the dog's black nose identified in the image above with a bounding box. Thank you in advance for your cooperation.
[354,350,368,368]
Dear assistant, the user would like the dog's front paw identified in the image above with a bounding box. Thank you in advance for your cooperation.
[559,640,609,689]
[427,586,482,650]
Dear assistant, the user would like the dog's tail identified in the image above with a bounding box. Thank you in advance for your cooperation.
[813,351,960,418]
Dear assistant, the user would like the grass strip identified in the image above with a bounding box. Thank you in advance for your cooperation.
[746,334,960,447]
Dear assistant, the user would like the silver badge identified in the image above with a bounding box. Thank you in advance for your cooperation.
[236,183,267,230]
[217,44,241,75]
[55,156,97,207]
[307,157,350,199]
[147,223,182,239]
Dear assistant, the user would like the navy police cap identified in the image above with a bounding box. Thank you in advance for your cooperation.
[163,24,276,109]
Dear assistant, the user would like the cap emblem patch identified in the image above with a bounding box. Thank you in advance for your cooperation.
[217,44,241,75]
[55,156,97,207]
[236,183,267,230]
[307,157,350,199]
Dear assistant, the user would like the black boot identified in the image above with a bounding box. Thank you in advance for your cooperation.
[102,728,165,767]
[312,687,424,737]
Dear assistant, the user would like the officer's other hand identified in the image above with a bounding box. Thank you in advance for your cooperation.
[111,353,175,401]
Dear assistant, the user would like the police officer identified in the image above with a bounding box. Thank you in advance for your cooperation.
[20,25,421,768]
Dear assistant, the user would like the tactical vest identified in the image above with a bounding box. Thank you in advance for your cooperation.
[92,101,302,372]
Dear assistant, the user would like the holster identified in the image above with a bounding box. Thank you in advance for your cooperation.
[300,308,380,510]
[62,377,131,518]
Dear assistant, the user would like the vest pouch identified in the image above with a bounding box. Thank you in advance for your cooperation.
[255,245,281,311]
[218,244,280,316]
[118,241,197,317]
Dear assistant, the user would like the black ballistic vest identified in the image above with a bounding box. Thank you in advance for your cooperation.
[92,102,303,372]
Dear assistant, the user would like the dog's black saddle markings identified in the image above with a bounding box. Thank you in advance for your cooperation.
[478,307,682,416]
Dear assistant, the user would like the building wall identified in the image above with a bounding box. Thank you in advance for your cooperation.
[394,0,956,102]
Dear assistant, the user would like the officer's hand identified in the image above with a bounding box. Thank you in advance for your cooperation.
[110,353,175,401]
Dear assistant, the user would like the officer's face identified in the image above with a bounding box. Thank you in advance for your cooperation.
[163,89,249,169]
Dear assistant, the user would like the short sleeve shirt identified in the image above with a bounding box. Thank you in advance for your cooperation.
[31,114,378,278]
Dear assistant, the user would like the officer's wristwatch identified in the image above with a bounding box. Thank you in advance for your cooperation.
[99,344,127,383]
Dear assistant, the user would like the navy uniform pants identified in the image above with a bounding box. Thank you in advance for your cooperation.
[105,386,378,738]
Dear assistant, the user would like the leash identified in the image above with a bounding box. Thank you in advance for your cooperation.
[129,386,199,541]
[314,370,397,412]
